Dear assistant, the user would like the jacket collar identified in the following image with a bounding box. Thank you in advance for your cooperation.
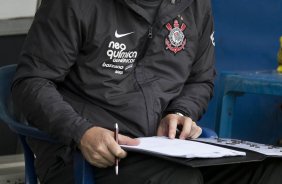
[117,0,194,26]
[157,0,193,27]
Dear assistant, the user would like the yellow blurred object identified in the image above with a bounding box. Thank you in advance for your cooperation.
[277,36,282,73]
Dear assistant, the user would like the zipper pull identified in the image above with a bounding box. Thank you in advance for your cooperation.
[148,27,153,38]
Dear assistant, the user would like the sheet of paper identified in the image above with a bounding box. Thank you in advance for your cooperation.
[0,0,37,20]
[121,137,246,158]
[196,138,282,156]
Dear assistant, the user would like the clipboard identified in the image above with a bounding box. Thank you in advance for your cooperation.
[123,146,266,168]
[122,137,281,168]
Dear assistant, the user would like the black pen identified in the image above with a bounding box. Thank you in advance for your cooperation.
[115,123,119,175]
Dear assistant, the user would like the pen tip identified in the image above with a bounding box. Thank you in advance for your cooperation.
[115,123,118,129]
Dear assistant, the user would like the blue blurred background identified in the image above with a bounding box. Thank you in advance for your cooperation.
[199,0,282,145]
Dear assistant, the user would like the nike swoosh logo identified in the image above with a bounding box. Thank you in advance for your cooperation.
[115,30,134,38]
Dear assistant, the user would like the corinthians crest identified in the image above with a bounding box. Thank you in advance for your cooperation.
[165,19,187,54]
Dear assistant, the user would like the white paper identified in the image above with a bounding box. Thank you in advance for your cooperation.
[197,138,282,157]
[121,137,246,158]
[0,0,37,20]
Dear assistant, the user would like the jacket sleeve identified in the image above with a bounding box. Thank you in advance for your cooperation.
[165,4,216,121]
[11,0,93,145]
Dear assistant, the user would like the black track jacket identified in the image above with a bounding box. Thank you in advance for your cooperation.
[12,0,215,146]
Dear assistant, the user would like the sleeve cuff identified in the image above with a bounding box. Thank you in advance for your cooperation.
[71,118,94,145]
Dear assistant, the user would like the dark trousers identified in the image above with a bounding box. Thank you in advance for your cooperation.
[39,152,282,184]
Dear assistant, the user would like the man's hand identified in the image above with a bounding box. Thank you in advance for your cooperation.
[157,114,202,140]
[79,126,139,168]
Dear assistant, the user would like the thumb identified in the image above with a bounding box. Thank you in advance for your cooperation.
[118,135,140,146]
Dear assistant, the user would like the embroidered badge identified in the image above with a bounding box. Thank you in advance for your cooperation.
[165,19,187,54]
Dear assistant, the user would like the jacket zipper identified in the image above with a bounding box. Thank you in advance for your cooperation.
[133,25,154,136]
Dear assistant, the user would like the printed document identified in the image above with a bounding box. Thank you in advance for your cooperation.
[121,137,246,158]
[196,138,282,156]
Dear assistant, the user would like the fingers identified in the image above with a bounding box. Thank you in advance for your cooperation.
[158,114,184,139]
[93,135,132,168]
[90,147,115,167]
[107,142,126,159]
[190,123,202,139]
[118,134,140,146]
[107,134,139,160]
[168,118,178,139]
[157,120,167,137]
[179,117,192,139]
[94,134,142,168]
[83,137,118,167]
[157,114,182,139]
[80,143,115,168]
[79,127,133,169]
[159,114,202,140]
[181,121,202,139]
